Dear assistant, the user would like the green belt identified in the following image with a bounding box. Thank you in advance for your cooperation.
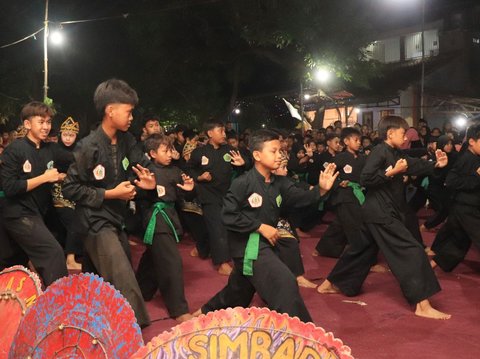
[0,191,4,198]
[144,202,178,245]
[347,181,365,205]
[243,232,260,276]
[421,177,430,190]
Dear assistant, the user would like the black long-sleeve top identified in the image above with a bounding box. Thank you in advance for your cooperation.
[360,142,438,224]
[187,143,249,205]
[329,151,366,206]
[445,150,480,207]
[1,137,64,219]
[137,163,195,235]
[222,167,325,258]
[62,126,150,233]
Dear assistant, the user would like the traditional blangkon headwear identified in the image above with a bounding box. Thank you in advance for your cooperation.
[182,141,197,158]
[60,117,79,134]
[14,125,28,139]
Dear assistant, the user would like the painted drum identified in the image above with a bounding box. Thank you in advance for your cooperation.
[9,273,143,359]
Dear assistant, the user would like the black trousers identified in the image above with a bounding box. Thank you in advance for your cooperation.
[202,203,231,265]
[276,237,304,277]
[84,226,150,327]
[424,186,449,229]
[136,231,189,318]
[179,211,210,259]
[202,247,312,323]
[4,216,68,286]
[315,202,362,258]
[433,204,479,272]
[328,218,441,304]
[0,200,28,271]
[55,207,84,255]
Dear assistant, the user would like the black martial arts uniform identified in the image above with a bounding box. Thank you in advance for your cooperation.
[0,153,28,271]
[432,150,480,272]
[188,143,249,265]
[52,141,84,258]
[316,151,366,258]
[201,167,327,323]
[327,142,442,305]
[62,126,150,327]
[1,137,68,285]
[136,163,190,318]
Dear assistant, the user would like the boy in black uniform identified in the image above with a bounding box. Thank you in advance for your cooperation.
[136,134,194,323]
[62,79,155,327]
[430,124,480,272]
[193,130,338,322]
[316,127,366,258]
[318,116,451,320]
[188,121,249,275]
[1,101,68,285]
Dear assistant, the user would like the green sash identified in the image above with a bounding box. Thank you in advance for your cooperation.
[243,232,260,276]
[144,202,178,245]
[347,181,365,205]
[421,177,430,190]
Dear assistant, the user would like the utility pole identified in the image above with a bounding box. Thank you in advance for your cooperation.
[43,0,49,101]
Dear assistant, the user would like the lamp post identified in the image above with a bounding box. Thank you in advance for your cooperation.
[420,0,425,119]
[43,0,49,101]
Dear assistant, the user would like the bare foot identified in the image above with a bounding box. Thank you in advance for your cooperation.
[430,259,437,269]
[175,313,194,323]
[297,275,318,288]
[192,309,202,317]
[425,247,435,256]
[296,228,312,239]
[415,299,451,320]
[370,264,390,273]
[190,248,199,257]
[66,254,82,271]
[312,250,319,257]
[419,224,426,232]
[218,262,232,276]
[317,280,340,294]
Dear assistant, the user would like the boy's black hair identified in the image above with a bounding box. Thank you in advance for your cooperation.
[226,132,238,141]
[142,115,160,128]
[361,135,371,143]
[466,123,480,141]
[204,120,224,133]
[250,129,279,152]
[183,129,198,140]
[316,140,326,146]
[20,101,54,122]
[94,78,138,117]
[340,127,361,143]
[144,133,173,154]
[378,115,409,139]
[325,133,340,142]
[174,124,187,133]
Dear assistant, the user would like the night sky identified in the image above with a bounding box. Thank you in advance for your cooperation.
[0,0,476,131]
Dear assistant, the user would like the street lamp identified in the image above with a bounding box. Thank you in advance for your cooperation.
[313,68,332,84]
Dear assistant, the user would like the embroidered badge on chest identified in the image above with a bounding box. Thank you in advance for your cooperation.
[156,185,166,197]
[323,162,329,169]
[23,160,32,173]
[276,194,282,207]
[343,164,352,174]
[223,153,232,162]
[201,156,209,165]
[248,193,263,208]
[385,165,393,173]
[93,164,105,180]
[122,157,130,171]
